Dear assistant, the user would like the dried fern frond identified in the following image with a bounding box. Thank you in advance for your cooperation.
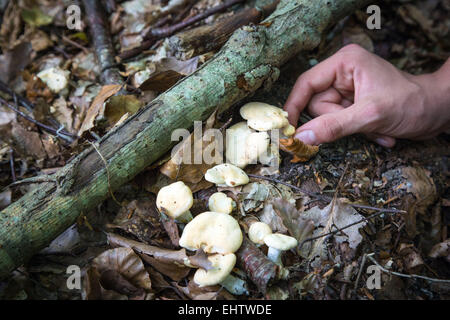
[279,137,319,163]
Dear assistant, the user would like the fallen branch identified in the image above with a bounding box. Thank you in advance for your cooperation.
[168,1,279,58]
[0,0,372,280]
[82,0,123,84]
[366,253,450,284]
[118,0,246,61]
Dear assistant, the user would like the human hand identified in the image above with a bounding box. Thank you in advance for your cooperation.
[284,44,450,147]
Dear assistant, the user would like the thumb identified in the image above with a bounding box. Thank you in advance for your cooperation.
[294,104,366,145]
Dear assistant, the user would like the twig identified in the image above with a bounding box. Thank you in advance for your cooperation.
[118,0,246,61]
[354,253,367,290]
[9,149,16,182]
[247,173,406,214]
[61,35,89,54]
[298,210,400,251]
[0,97,75,142]
[82,0,123,84]
[366,253,450,284]
[0,80,76,138]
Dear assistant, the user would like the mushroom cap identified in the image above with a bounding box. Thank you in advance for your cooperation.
[248,222,272,244]
[282,124,296,137]
[205,163,249,187]
[208,192,235,214]
[193,253,236,286]
[156,181,193,219]
[226,122,270,168]
[264,233,298,250]
[240,102,290,131]
[179,211,243,254]
[37,67,70,93]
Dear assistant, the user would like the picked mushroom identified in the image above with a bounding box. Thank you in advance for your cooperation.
[179,211,243,254]
[205,163,249,187]
[208,192,235,214]
[263,233,298,266]
[226,122,270,168]
[37,67,70,93]
[248,222,272,245]
[193,253,248,295]
[240,102,290,132]
[156,181,193,223]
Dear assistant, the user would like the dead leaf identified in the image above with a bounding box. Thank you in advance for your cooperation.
[91,247,152,291]
[429,239,450,263]
[78,84,121,135]
[159,110,220,190]
[188,248,214,271]
[0,42,33,83]
[99,269,146,299]
[270,198,315,245]
[139,253,190,281]
[104,95,141,127]
[301,198,367,264]
[279,137,319,162]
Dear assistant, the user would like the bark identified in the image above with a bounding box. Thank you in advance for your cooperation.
[0,0,371,279]
[82,0,123,84]
[168,1,278,59]
[235,236,278,293]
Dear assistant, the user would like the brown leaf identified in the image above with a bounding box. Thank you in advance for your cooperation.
[139,254,190,282]
[91,247,152,291]
[99,269,145,299]
[78,84,121,135]
[279,137,319,162]
[159,110,220,191]
[0,41,33,83]
[160,214,181,247]
[108,198,164,245]
[188,248,214,271]
[107,233,190,265]
[270,198,315,244]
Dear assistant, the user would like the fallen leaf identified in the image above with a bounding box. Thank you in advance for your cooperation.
[21,6,53,27]
[104,95,141,127]
[91,247,152,291]
[0,41,33,83]
[301,198,367,265]
[78,84,122,135]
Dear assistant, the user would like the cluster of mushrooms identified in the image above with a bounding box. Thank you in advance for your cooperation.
[156,102,299,295]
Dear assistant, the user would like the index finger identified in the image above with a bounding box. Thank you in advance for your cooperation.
[284,53,348,126]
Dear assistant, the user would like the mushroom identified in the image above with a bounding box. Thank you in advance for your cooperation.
[204,163,249,187]
[240,102,290,132]
[156,181,193,223]
[263,233,298,266]
[193,253,248,295]
[37,67,70,93]
[208,192,235,214]
[248,222,272,245]
[226,122,270,168]
[179,211,243,254]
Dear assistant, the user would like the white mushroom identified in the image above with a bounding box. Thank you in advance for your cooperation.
[240,102,290,132]
[37,67,70,93]
[205,163,249,187]
[179,211,243,254]
[208,192,235,214]
[226,122,270,168]
[248,222,272,245]
[156,181,193,223]
[193,253,248,295]
[263,233,298,266]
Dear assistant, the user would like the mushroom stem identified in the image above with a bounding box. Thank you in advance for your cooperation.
[267,247,282,266]
[220,274,249,295]
[177,210,193,223]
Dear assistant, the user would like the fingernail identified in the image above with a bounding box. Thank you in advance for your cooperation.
[295,130,316,145]
[374,137,391,147]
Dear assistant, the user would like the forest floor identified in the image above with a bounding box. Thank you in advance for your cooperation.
[0,0,449,300]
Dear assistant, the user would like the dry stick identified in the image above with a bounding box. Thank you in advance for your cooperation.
[246,173,405,215]
[366,253,450,284]
[118,0,246,61]
[0,81,76,139]
[82,0,123,85]
[0,97,75,142]
[9,149,16,182]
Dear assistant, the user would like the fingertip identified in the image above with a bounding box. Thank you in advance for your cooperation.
[374,136,396,148]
